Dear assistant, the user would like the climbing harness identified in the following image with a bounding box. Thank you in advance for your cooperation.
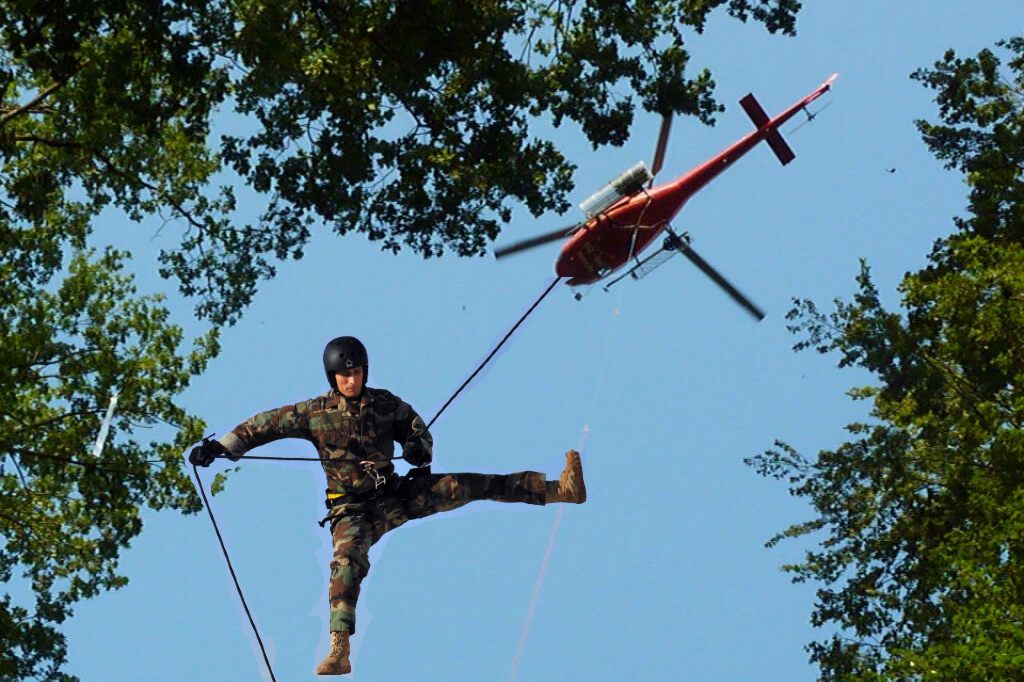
[313,461,389,528]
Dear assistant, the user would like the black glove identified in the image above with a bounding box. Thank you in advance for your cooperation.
[402,440,431,467]
[188,438,227,467]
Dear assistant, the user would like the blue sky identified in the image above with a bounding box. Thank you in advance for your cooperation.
[59,2,1024,681]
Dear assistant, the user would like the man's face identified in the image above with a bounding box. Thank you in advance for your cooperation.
[334,367,365,398]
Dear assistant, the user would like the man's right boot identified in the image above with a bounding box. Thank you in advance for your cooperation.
[545,450,587,504]
[315,631,351,675]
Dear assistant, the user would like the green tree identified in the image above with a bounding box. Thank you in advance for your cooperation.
[2,0,801,325]
[0,239,216,680]
[747,38,1024,681]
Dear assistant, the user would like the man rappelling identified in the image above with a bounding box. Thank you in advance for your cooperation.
[188,335,587,675]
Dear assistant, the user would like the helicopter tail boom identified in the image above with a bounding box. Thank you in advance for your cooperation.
[739,93,796,166]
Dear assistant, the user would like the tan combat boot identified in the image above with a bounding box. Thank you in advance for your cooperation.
[546,450,587,504]
[315,631,351,675]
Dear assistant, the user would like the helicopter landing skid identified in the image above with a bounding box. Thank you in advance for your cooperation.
[601,227,689,292]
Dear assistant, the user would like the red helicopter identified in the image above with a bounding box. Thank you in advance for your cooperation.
[495,73,839,320]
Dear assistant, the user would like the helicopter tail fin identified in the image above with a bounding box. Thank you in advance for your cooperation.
[739,93,796,166]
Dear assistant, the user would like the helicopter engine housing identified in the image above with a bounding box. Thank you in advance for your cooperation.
[579,161,653,218]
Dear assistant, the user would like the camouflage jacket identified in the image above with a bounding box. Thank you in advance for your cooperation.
[217,387,432,497]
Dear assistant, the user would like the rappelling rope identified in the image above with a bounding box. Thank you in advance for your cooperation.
[191,463,278,682]
[19,276,572,680]
[30,278,565,476]
[188,274,564,679]
[192,274,565,471]
[422,275,563,432]
[20,275,571,681]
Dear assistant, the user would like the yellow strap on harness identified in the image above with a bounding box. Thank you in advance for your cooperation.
[326,491,346,500]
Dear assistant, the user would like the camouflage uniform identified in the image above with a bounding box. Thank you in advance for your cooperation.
[218,387,547,635]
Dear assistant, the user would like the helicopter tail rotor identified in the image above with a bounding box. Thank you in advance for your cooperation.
[740,93,795,166]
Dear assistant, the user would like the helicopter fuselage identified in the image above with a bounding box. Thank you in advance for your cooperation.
[555,74,837,285]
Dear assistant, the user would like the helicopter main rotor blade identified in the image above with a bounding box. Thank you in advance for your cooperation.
[649,114,673,182]
[678,242,765,321]
[494,223,579,259]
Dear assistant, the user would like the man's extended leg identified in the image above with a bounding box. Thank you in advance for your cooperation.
[317,514,373,675]
[405,450,586,519]
[405,470,545,518]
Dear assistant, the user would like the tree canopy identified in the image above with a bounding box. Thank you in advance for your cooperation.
[748,37,1024,681]
[2,0,801,325]
[0,242,215,680]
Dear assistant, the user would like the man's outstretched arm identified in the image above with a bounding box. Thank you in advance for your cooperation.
[219,401,313,459]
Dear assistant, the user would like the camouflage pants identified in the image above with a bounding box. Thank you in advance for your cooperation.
[328,471,547,633]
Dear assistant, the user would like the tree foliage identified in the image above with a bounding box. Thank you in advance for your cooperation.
[1,0,801,325]
[0,240,216,680]
[2,5,221,671]
[747,38,1024,681]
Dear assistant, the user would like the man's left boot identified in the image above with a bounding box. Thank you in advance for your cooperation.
[315,631,351,675]
[545,450,587,504]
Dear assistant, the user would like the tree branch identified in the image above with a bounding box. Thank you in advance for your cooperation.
[0,508,49,542]
[6,346,103,372]
[0,106,56,116]
[0,61,86,128]
[10,446,157,477]
[13,134,209,233]
[12,134,81,148]
[9,453,29,488]
[90,150,208,233]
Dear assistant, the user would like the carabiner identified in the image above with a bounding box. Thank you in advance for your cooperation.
[359,460,386,490]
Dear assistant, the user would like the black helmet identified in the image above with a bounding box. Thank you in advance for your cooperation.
[323,336,369,390]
